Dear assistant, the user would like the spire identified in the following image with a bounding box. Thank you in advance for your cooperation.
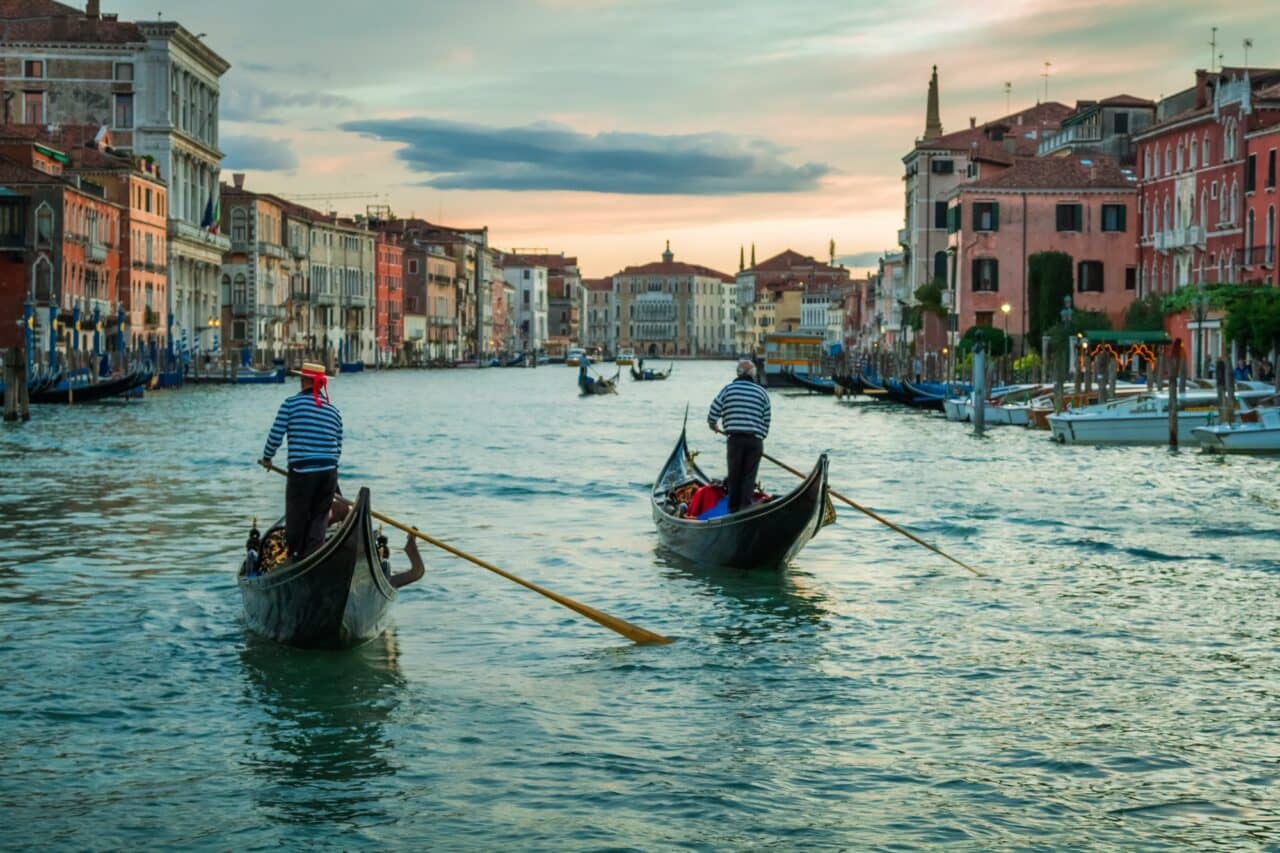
[750,243,756,266]
[662,240,673,263]
[924,65,943,140]
[739,245,745,271]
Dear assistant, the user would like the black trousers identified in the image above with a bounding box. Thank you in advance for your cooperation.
[285,467,338,559]
[725,433,764,513]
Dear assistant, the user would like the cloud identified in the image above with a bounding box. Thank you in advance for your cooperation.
[339,117,831,195]
[836,251,884,268]
[222,84,354,123]
[221,135,299,172]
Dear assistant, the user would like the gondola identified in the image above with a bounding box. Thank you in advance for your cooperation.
[788,370,837,395]
[630,360,673,381]
[579,364,619,395]
[901,379,947,411]
[833,373,863,396]
[15,368,148,405]
[238,487,396,649]
[651,428,833,571]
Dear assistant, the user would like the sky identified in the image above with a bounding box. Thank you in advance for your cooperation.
[118,0,1273,277]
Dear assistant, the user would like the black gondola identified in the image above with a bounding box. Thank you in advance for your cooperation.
[238,487,397,649]
[579,364,619,395]
[8,368,148,405]
[787,370,837,395]
[650,428,833,571]
[833,373,863,395]
[630,360,673,381]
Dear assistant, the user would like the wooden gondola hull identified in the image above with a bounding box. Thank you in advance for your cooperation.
[18,369,146,405]
[650,431,830,571]
[238,487,395,649]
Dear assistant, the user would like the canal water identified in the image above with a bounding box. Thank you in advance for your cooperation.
[1,362,1277,849]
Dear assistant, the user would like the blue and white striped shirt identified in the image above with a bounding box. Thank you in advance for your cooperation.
[708,377,771,439]
[263,392,343,473]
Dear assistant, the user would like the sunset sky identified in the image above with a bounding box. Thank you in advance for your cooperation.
[119,0,1272,277]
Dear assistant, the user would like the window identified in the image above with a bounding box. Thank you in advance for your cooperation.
[35,203,53,246]
[972,258,998,292]
[1246,153,1257,193]
[1101,203,1126,232]
[1164,145,1172,175]
[1056,203,1083,232]
[114,93,133,129]
[1125,266,1137,291]
[1211,181,1218,199]
[1077,261,1104,292]
[407,258,418,274]
[1244,211,1254,265]
[114,63,133,82]
[1268,149,1277,188]
[930,159,954,175]
[1189,138,1198,169]
[973,201,999,232]
[230,208,247,242]
[24,60,43,78]
[975,311,994,327]
[522,269,530,280]
[934,201,948,229]
[933,251,947,283]
[23,91,43,125]
[1267,207,1275,265]
[946,204,961,233]
[1143,149,1152,178]
[1113,112,1129,135]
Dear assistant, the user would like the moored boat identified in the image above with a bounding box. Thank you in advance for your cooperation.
[789,370,836,395]
[650,428,833,571]
[1047,389,1274,445]
[565,346,586,367]
[1194,404,1280,453]
[238,487,396,649]
[630,360,672,381]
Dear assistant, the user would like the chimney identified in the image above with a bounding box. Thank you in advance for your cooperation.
[1194,69,1210,109]
[924,66,943,140]
[969,116,976,129]
[86,0,100,18]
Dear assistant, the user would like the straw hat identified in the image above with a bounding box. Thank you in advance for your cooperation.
[291,361,329,377]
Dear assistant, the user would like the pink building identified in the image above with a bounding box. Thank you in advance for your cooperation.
[949,155,1139,346]
[1242,92,1280,285]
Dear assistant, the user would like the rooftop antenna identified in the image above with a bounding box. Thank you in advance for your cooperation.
[1209,27,1218,72]
[1004,81,1012,114]
[1243,38,1253,70]
[1041,61,1051,103]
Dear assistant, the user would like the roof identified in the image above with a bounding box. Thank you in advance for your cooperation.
[747,249,845,276]
[1081,330,1171,345]
[961,155,1136,191]
[0,152,72,186]
[501,252,578,270]
[1098,94,1156,108]
[583,278,612,292]
[615,260,733,281]
[0,0,146,45]
[915,101,1073,156]
[0,123,140,172]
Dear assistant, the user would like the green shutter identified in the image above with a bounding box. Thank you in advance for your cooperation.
[991,201,1000,232]
[1117,205,1127,232]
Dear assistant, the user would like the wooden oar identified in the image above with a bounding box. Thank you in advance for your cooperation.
[263,463,672,644]
[761,453,985,578]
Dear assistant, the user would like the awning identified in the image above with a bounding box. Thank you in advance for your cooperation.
[1081,330,1171,346]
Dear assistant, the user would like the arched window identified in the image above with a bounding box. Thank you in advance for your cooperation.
[1230,182,1239,224]
[32,256,53,302]
[1189,137,1198,170]
[1164,145,1172,175]
[230,208,247,243]
[1245,210,1255,266]
[1163,197,1171,232]
[1176,141,1184,172]
[1199,189,1207,226]
[35,202,54,247]
[233,273,247,305]
[1175,196,1183,230]
[1143,148,1152,178]
[221,273,231,303]
[1267,206,1276,266]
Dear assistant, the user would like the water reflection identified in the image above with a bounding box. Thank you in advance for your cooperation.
[239,631,406,825]
[654,547,830,640]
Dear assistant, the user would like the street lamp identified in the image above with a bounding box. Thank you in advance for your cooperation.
[1000,302,1012,381]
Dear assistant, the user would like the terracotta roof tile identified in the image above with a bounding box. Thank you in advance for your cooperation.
[917,101,1073,155]
[0,0,145,45]
[583,277,612,292]
[615,260,732,281]
[961,155,1136,191]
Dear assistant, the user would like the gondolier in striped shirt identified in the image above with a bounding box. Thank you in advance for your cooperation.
[708,359,771,513]
[259,362,343,559]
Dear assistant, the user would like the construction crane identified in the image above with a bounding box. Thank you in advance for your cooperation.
[279,191,390,217]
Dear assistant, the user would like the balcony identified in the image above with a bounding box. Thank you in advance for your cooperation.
[144,307,160,327]
[313,289,337,306]
[231,301,253,317]
[290,287,311,303]
[259,241,288,260]
[1156,227,1202,253]
[169,219,231,252]
[897,228,909,247]
[88,242,107,264]
[291,245,307,261]
[345,291,371,308]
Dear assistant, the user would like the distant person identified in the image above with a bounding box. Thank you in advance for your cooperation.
[707,359,771,513]
[259,362,343,559]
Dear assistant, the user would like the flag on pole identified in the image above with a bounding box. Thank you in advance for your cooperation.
[201,196,221,234]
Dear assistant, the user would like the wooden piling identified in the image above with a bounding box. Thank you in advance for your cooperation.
[972,345,987,436]
[1168,341,1182,448]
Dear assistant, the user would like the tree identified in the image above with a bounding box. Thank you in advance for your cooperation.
[958,324,1011,357]
[1069,309,1112,334]
[1026,251,1073,345]
[1123,294,1164,331]
[1225,289,1280,387]
[907,280,947,331]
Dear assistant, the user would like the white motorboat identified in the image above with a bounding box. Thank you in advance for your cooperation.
[1194,405,1280,453]
[943,397,969,422]
[1048,389,1274,445]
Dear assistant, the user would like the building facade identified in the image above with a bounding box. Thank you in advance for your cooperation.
[583,277,614,353]
[375,232,403,363]
[1242,100,1280,286]
[500,256,549,354]
[613,244,732,357]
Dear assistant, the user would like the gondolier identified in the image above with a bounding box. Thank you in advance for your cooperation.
[259,362,343,559]
[708,359,771,513]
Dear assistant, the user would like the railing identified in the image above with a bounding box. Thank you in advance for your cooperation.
[290,287,311,302]
[344,292,371,308]
[291,245,307,260]
[897,228,909,246]
[313,289,337,306]
[1241,245,1274,268]
[144,308,160,327]
[88,242,107,263]
[259,242,288,260]
[169,219,231,251]
[1036,123,1103,156]
[231,301,253,317]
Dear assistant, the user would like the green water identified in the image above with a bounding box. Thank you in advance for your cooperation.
[1,362,1278,849]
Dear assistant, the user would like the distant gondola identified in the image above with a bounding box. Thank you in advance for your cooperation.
[788,370,836,395]
[10,367,149,405]
[238,487,398,649]
[630,360,673,381]
[651,428,833,571]
[579,363,620,395]
[833,373,863,396]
